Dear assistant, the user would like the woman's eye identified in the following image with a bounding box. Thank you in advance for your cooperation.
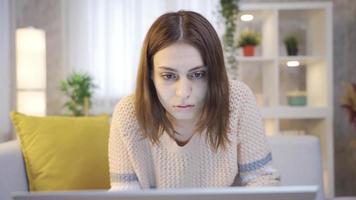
[189,71,206,79]
[161,73,177,80]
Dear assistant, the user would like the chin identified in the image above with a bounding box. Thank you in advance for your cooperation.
[171,112,196,121]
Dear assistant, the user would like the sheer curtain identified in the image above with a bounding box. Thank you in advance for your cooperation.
[62,0,220,114]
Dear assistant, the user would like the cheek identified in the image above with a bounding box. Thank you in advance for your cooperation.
[193,81,208,100]
[154,82,174,105]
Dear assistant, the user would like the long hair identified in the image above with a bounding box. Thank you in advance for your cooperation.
[135,10,230,150]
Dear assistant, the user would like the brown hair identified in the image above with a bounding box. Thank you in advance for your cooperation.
[135,10,230,150]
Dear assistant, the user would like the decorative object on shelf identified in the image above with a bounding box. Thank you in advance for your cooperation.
[286,90,307,106]
[60,72,97,116]
[219,0,240,79]
[341,82,356,127]
[237,29,261,56]
[284,35,299,56]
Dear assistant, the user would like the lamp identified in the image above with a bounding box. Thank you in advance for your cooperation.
[240,14,254,22]
[16,27,46,116]
[287,61,300,67]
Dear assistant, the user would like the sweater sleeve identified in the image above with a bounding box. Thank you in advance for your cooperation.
[108,95,141,191]
[235,82,280,186]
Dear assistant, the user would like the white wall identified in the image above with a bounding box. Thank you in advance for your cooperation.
[0,0,14,142]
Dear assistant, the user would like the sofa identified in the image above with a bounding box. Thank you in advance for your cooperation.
[0,135,324,200]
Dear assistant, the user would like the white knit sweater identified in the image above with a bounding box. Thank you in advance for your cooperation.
[109,80,280,190]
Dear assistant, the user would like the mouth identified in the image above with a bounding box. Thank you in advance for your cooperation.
[174,104,195,109]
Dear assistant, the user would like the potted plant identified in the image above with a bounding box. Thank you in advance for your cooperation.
[60,72,97,116]
[284,35,299,56]
[237,29,261,56]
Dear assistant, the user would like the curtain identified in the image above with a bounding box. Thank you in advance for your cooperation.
[62,0,220,114]
[0,0,13,141]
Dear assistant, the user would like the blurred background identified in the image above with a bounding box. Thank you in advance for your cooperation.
[0,0,355,198]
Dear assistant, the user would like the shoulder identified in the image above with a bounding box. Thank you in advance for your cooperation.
[228,79,255,110]
[114,94,135,113]
[111,94,140,133]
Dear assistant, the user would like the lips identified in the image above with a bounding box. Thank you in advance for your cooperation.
[175,105,194,109]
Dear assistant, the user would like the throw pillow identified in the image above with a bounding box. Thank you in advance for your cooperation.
[10,112,110,191]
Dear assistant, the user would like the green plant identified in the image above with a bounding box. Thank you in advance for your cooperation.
[237,29,261,47]
[219,0,240,78]
[284,35,298,49]
[60,72,97,116]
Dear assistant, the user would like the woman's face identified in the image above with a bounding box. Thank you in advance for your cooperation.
[152,42,207,122]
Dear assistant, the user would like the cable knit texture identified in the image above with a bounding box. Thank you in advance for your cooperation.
[109,80,280,190]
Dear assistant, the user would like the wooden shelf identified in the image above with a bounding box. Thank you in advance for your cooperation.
[260,106,329,119]
[236,56,275,63]
[278,56,325,65]
[238,2,333,198]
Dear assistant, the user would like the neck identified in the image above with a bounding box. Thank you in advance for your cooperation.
[174,120,201,142]
[175,119,196,129]
[167,114,197,142]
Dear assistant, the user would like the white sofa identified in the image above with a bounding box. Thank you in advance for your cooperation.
[0,140,28,200]
[268,135,325,200]
[0,135,324,200]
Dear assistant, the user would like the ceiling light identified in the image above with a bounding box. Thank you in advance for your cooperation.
[287,61,300,67]
[240,14,254,22]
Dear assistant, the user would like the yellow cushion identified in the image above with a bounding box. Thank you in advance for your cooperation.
[10,112,110,191]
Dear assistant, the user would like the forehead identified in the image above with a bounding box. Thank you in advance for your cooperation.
[153,42,204,70]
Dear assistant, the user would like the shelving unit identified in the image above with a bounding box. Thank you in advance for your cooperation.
[237,2,333,199]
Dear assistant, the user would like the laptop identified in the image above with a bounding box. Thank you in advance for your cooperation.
[12,185,318,200]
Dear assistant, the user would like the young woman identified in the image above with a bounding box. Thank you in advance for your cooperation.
[109,10,279,190]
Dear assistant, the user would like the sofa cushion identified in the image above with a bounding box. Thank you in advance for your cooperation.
[10,112,110,191]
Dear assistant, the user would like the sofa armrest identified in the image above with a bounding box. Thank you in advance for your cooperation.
[0,140,28,200]
[268,135,325,200]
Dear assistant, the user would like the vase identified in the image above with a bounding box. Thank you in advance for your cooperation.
[243,45,255,56]
[83,97,90,116]
[286,90,307,106]
[287,47,298,56]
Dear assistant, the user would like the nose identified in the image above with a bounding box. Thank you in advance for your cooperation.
[176,77,192,99]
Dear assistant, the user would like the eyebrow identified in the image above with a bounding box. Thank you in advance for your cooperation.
[157,66,206,72]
